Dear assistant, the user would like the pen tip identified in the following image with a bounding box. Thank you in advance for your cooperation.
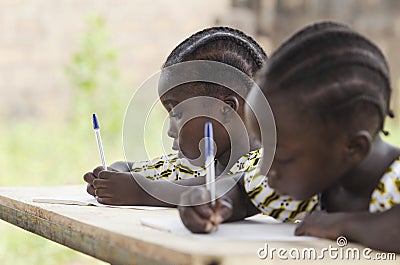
[92,113,99,129]
[205,122,213,137]
[204,122,214,157]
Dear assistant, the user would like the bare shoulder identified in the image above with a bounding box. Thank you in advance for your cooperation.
[390,144,400,159]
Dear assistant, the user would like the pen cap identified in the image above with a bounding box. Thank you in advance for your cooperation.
[204,122,214,157]
[92,113,100,129]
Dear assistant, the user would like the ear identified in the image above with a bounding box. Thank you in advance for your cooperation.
[221,96,239,123]
[345,130,372,163]
[222,95,239,113]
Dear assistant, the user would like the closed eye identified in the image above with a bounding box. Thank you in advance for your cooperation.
[275,157,295,165]
[169,110,182,119]
[161,99,178,113]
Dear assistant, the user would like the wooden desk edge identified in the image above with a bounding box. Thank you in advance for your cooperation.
[0,194,224,265]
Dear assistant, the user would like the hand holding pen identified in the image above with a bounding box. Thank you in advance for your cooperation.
[179,187,233,233]
[205,122,219,230]
[178,122,233,234]
[205,122,216,207]
[83,114,108,197]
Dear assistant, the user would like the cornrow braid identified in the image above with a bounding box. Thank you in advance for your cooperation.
[260,21,394,134]
[275,21,352,55]
[163,26,267,78]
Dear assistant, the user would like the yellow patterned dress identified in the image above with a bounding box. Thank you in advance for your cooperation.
[131,153,204,181]
[244,155,400,222]
[132,149,318,222]
[369,156,400,212]
[243,169,318,223]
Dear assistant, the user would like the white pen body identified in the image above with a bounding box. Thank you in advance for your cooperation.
[94,128,107,170]
[206,155,216,206]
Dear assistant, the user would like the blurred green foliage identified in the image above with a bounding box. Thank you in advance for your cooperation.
[65,14,125,135]
[0,15,126,265]
[0,221,105,265]
[65,16,118,94]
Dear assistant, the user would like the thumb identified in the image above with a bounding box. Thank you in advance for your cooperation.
[294,222,305,236]
[98,170,119,179]
[107,167,119,172]
[93,166,106,178]
[212,196,233,224]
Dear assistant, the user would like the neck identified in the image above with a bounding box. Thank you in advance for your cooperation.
[215,135,261,176]
[336,136,400,196]
[321,136,400,212]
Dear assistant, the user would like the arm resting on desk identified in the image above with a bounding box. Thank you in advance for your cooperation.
[83,162,133,196]
[295,204,400,253]
[216,174,260,222]
[92,170,207,207]
[109,161,134,172]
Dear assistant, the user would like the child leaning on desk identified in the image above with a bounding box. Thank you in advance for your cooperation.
[178,21,400,253]
[83,26,317,221]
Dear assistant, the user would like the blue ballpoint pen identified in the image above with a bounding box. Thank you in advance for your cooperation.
[92,113,107,170]
[205,122,216,207]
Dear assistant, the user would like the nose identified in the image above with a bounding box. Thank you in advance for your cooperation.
[267,168,278,178]
[167,117,178,139]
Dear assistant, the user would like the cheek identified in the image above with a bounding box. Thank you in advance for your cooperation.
[212,123,229,150]
[278,154,344,200]
[178,119,204,155]
[273,164,320,200]
[244,109,260,140]
[282,169,324,200]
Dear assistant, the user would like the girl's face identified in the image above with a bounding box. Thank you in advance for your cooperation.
[245,90,351,200]
[160,85,236,166]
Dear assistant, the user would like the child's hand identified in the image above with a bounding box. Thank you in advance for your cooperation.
[178,187,233,233]
[295,211,348,240]
[83,166,104,197]
[92,170,144,205]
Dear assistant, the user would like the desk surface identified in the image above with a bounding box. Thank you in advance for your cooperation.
[0,185,398,265]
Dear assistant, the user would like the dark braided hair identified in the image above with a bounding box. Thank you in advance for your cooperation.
[259,21,394,135]
[162,27,267,97]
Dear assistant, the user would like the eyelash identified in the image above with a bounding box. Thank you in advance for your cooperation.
[169,111,182,119]
[275,157,295,165]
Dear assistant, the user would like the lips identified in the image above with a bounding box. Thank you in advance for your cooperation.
[172,141,179,151]
[267,174,278,188]
[267,173,286,195]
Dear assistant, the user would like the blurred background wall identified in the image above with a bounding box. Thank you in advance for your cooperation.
[222,0,400,114]
[0,1,399,264]
[0,0,230,122]
[1,0,399,123]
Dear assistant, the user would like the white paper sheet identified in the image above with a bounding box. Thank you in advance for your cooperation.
[32,194,169,210]
[140,215,320,241]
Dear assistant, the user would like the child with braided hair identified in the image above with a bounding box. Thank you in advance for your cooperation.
[179,22,400,253]
[83,26,317,221]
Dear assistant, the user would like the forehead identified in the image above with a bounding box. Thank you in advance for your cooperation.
[159,84,196,104]
[160,85,231,121]
[248,89,328,145]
